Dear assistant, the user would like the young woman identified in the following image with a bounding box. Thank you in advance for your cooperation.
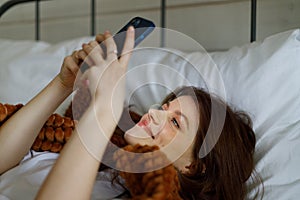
[155,86,258,199]
[0,26,260,200]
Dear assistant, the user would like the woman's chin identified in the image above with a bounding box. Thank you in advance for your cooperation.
[124,125,154,146]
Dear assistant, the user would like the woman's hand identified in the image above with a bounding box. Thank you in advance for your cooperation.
[57,31,120,91]
[79,27,135,126]
[57,50,82,91]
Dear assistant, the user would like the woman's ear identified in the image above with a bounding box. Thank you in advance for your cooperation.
[180,162,206,175]
[179,164,190,174]
[173,142,195,173]
[173,158,191,174]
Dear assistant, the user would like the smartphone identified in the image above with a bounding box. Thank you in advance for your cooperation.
[80,17,155,72]
[114,16,155,56]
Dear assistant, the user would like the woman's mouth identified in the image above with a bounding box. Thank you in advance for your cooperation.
[137,115,154,139]
[137,119,148,127]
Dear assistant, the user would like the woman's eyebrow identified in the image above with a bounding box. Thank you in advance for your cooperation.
[175,111,189,129]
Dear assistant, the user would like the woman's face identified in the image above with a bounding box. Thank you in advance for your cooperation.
[124,95,199,171]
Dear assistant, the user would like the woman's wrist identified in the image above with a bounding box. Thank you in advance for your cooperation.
[74,105,116,161]
[54,74,74,96]
[87,100,118,134]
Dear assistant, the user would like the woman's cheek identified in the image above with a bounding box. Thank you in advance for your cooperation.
[157,129,177,147]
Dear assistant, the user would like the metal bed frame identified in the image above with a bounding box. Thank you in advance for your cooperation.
[0,0,257,43]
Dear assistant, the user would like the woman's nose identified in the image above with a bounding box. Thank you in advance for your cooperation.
[148,108,166,124]
[148,108,168,136]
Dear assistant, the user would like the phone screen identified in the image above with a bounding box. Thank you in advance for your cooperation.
[114,17,155,56]
[80,17,155,73]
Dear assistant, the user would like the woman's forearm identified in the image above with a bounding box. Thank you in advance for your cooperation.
[36,28,134,199]
[0,75,72,174]
[36,106,115,200]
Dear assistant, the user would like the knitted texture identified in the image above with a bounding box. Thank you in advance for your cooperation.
[0,103,23,126]
[31,113,76,152]
[114,144,182,200]
[0,103,76,153]
[0,102,139,153]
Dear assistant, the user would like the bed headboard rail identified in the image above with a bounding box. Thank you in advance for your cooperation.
[0,0,51,40]
[250,0,257,42]
[0,0,35,18]
[0,0,257,43]
[158,0,257,46]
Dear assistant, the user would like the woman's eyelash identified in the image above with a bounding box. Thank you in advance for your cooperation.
[158,104,180,128]
[171,118,180,128]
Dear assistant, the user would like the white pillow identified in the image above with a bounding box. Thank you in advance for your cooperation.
[0,36,94,115]
[126,29,300,199]
[211,29,300,199]
[125,47,223,114]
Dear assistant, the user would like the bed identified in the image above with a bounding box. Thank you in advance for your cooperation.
[0,0,300,199]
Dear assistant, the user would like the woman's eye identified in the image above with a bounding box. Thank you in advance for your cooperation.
[171,118,180,128]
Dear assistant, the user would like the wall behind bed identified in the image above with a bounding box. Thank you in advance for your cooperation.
[0,0,299,51]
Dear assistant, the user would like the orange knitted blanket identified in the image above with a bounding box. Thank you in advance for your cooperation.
[0,101,182,199]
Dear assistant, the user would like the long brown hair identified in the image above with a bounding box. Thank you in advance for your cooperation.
[161,86,262,200]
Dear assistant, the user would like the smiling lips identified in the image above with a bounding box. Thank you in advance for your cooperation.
[137,118,148,127]
[137,115,154,139]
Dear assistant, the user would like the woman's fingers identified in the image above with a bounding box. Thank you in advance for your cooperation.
[82,43,96,67]
[79,41,104,71]
[86,41,104,65]
[80,27,134,68]
[95,34,105,44]
[60,55,82,89]
[119,26,135,67]
[65,55,80,75]
[78,50,89,63]
[71,50,80,64]
[77,27,134,81]
[104,31,118,60]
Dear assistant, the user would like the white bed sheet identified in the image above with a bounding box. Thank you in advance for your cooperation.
[0,151,125,200]
[0,29,300,199]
